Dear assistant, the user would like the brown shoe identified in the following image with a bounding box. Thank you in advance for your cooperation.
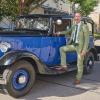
[74,80,80,85]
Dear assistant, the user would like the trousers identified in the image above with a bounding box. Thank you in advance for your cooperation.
[60,45,84,80]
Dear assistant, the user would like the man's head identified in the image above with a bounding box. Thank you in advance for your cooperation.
[74,12,81,24]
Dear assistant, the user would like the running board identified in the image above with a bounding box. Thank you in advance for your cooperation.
[48,64,77,74]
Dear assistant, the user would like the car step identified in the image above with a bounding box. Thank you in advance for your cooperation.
[49,64,77,72]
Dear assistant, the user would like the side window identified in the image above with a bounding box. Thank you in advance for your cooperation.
[53,19,71,33]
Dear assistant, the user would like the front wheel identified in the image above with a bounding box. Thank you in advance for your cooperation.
[4,60,36,98]
[84,52,94,74]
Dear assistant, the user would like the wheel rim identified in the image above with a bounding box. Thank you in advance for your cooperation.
[12,69,29,90]
[86,55,94,71]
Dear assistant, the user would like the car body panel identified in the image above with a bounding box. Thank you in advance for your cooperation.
[0,34,77,66]
[0,14,96,77]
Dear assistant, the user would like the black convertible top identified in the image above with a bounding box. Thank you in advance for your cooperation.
[17,14,94,23]
[17,14,73,19]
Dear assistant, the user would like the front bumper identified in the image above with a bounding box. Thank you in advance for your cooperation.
[0,78,6,84]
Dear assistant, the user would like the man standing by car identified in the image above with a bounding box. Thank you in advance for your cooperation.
[56,12,89,84]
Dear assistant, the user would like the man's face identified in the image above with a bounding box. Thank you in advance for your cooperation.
[74,13,81,23]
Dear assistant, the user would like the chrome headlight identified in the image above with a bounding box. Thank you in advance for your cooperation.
[0,42,11,53]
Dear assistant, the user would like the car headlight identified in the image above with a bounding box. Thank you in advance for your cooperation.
[0,42,11,53]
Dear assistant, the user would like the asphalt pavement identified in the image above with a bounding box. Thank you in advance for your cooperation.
[0,61,100,100]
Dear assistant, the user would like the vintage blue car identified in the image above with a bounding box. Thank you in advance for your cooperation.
[0,14,98,98]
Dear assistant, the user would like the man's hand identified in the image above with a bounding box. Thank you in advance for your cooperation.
[54,32,60,36]
[81,51,86,57]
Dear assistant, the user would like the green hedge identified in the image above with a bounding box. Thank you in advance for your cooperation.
[94,33,100,39]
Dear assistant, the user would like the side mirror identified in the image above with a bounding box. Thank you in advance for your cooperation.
[56,19,62,25]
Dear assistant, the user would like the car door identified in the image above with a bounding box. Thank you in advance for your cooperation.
[47,18,77,67]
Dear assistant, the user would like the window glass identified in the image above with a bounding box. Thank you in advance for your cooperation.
[54,19,71,33]
[16,17,50,31]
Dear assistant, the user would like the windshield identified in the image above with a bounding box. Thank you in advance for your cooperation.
[16,17,50,30]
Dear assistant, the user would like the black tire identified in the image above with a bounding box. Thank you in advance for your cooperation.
[4,60,35,98]
[84,52,94,74]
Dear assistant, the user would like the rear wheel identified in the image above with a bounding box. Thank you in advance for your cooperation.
[84,52,94,74]
[4,60,35,98]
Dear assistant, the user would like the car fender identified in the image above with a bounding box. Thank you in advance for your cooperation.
[0,50,47,74]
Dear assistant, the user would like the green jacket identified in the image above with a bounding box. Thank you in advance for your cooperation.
[61,22,89,53]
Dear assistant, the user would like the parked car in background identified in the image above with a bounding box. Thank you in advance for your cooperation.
[0,14,98,98]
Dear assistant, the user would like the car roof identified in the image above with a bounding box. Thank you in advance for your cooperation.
[17,14,94,23]
[17,14,73,19]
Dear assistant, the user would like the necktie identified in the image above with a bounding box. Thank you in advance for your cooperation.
[73,25,78,43]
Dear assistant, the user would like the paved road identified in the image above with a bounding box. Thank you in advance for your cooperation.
[0,61,100,100]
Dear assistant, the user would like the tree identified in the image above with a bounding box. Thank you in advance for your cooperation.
[68,0,98,16]
[0,0,98,21]
[0,0,47,21]
[0,0,19,21]
[80,0,98,16]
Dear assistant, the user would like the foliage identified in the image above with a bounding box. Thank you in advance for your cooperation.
[0,0,19,21]
[94,33,100,39]
[0,0,98,21]
[68,0,98,16]
[0,0,47,21]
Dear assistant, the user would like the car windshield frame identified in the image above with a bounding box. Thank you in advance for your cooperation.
[16,16,50,31]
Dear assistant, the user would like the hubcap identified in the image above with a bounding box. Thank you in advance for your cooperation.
[18,75,27,84]
[12,69,29,90]
[87,56,94,70]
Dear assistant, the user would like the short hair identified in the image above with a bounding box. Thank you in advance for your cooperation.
[74,12,82,17]
[74,11,82,14]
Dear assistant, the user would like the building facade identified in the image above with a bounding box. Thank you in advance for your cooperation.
[30,0,72,14]
[89,3,100,32]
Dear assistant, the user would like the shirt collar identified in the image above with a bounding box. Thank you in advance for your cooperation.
[76,21,81,26]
